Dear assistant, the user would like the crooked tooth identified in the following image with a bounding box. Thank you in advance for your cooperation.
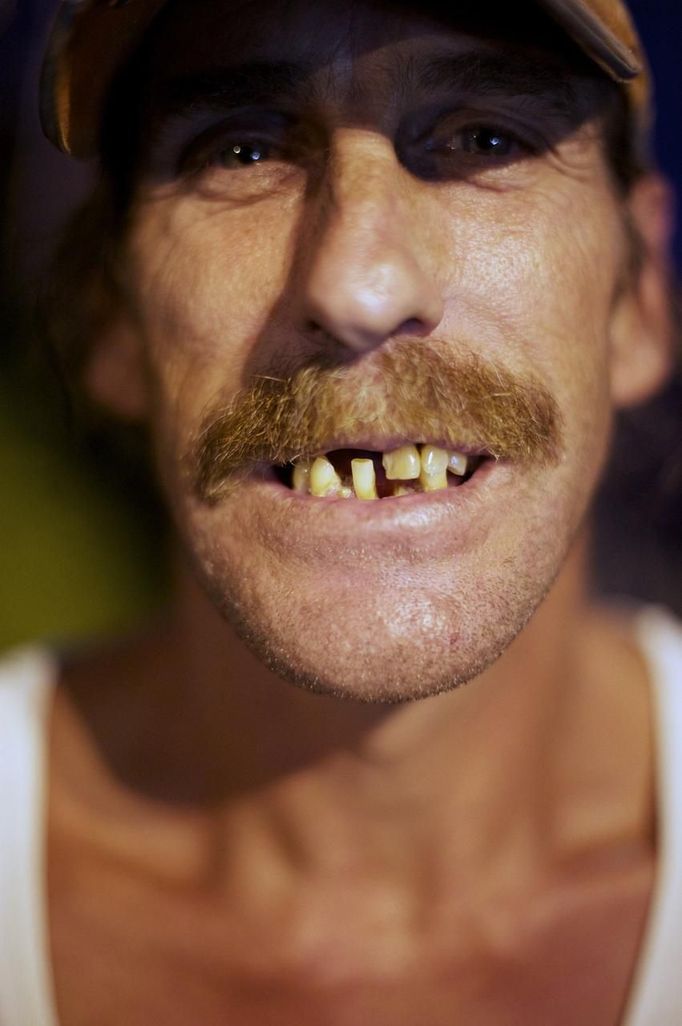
[382,444,421,481]
[447,451,469,477]
[420,445,449,492]
[351,459,378,500]
[310,455,343,497]
[292,460,312,493]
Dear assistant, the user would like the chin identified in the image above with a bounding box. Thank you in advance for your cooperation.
[170,426,598,703]
[192,546,562,704]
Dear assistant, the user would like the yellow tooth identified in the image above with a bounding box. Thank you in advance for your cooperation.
[393,483,416,498]
[310,456,342,497]
[351,459,379,500]
[382,445,421,481]
[292,460,312,493]
[420,445,449,492]
[447,451,469,477]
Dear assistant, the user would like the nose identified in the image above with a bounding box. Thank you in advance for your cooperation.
[299,130,444,354]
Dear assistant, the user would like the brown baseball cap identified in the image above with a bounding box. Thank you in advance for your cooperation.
[41,0,651,160]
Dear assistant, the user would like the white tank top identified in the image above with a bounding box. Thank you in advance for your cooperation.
[0,608,681,1026]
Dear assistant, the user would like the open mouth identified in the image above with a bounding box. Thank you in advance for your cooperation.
[273,444,490,500]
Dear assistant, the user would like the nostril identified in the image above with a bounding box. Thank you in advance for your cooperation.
[394,317,433,338]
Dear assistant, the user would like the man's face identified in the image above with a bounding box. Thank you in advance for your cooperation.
[117,0,633,700]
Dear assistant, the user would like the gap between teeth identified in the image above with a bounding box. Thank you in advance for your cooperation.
[294,445,470,500]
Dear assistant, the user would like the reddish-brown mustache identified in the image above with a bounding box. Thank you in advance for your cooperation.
[190,348,562,504]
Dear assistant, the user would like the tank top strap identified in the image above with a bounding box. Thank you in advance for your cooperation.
[0,647,60,1026]
[623,608,682,1025]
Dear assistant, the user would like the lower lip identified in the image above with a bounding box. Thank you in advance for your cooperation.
[226,457,513,555]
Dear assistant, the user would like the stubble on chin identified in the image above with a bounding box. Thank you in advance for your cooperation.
[190,528,565,704]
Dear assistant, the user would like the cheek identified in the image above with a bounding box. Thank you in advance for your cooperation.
[435,177,623,427]
[126,191,302,432]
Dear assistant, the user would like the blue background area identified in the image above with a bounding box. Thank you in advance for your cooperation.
[629,1,682,265]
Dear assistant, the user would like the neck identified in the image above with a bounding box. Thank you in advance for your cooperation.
[55,532,651,893]
[173,527,587,763]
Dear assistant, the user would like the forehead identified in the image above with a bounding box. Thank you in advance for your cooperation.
[154,0,439,64]
[144,0,588,91]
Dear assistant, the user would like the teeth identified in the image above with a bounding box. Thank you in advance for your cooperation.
[292,460,312,493]
[382,445,421,481]
[420,445,449,492]
[300,446,472,498]
[310,455,343,497]
[447,452,469,477]
[351,458,379,500]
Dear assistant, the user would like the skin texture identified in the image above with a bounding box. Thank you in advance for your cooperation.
[47,0,673,1022]
[102,0,655,702]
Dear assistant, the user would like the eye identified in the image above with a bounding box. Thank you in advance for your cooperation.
[459,125,518,157]
[428,123,527,161]
[187,138,276,174]
[176,119,308,203]
[404,114,539,183]
[177,114,295,179]
[208,141,272,169]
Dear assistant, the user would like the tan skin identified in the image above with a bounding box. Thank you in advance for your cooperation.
[47,0,673,1022]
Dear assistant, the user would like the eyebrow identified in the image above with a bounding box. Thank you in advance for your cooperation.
[153,49,594,126]
[416,52,582,113]
[155,61,314,119]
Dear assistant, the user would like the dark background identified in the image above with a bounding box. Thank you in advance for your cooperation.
[0,1,680,651]
[628,0,682,266]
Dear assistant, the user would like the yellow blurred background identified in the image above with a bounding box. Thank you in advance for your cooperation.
[0,0,167,655]
[0,364,166,653]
